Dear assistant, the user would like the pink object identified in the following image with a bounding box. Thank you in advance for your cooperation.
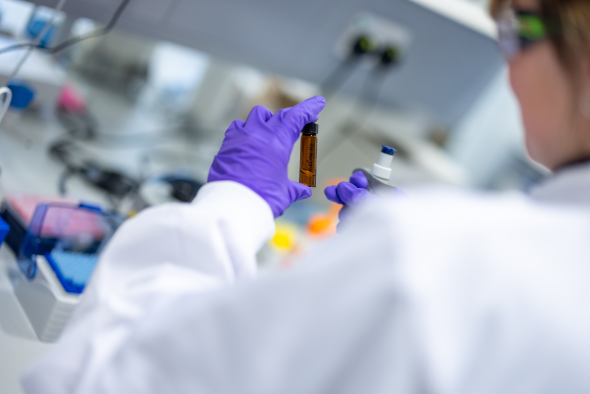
[58,85,87,114]
[5,193,105,239]
[40,206,106,239]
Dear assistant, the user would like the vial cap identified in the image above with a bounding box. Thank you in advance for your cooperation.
[381,145,396,156]
[302,123,319,135]
[7,80,35,110]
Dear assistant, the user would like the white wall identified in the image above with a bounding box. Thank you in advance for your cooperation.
[447,67,527,188]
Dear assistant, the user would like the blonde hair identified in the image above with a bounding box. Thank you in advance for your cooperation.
[490,0,590,73]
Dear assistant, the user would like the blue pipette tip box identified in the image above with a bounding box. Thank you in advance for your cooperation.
[0,217,9,246]
[44,251,99,294]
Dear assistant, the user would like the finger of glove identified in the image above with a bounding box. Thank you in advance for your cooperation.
[245,105,273,127]
[324,185,344,205]
[228,118,245,131]
[349,171,369,189]
[284,95,325,126]
[289,180,312,203]
[336,181,372,206]
[268,96,325,143]
[221,119,246,140]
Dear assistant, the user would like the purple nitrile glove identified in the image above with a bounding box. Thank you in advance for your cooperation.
[325,171,379,224]
[208,96,326,218]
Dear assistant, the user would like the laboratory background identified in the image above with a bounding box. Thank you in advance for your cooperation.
[0,0,548,393]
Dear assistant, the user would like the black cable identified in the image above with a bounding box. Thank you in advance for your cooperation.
[319,44,403,164]
[351,70,389,126]
[51,0,131,54]
[0,0,131,56]
[50,138,140,203]
[320,35,380,101]
[319,70,389,165]
[0,43,33,55]
[56,104,216,147]
[320,59,357,102]
[70,127,209,148]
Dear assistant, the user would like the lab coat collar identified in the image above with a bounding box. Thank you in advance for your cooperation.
[528,161,590,207]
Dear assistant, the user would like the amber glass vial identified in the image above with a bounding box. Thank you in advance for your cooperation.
[299,123,318,187]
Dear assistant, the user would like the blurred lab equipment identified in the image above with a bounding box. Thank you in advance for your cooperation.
[7,80,35,110]
[162,175,202,203]
[262,201,340,270]
[56,84,97,138]
[208,96,324,218]
[1,80,34,132]
[70,29,153,98]
[0,0,131,120]
[0,0,131,56]
[0,85,11,124]
[305,201,340,239]
[49,140,139,203]
[259,195,342,270]
[133,173,204,213]
[26,20,55,49]
[8,0,67,82]
[0,35,66,113]
[320,34,378,100]
[0,215,9,246]
[26,10,61,49]
[0,0,65,133]
[2,194,76,257]
[1,194,119,342]
[25,0,500,127]
[57,84,87,115]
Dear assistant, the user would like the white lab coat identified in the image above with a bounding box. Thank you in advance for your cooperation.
[22,164,590,394]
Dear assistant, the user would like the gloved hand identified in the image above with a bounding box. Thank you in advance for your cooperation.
[208,96,326,218]
[324,171,379,224]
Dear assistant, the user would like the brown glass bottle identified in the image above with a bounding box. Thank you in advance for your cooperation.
[299,123,318,187]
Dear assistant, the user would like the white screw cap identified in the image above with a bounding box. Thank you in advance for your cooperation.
[371,145,396,180]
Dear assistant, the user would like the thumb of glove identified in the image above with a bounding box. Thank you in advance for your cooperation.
[288,180,312,203]
[336,181,374,206]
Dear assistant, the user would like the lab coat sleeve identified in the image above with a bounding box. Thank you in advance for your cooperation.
[95,179,276,286]
[22,196,423,394]
[22,180,275,394]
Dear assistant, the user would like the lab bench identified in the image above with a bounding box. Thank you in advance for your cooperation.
[0,245,52,394]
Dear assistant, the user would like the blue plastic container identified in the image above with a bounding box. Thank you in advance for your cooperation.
[7,81,35,111]
[18,202,120,293]
[45,251,99,294]
[27,18,56,48]
[0,216,9,246]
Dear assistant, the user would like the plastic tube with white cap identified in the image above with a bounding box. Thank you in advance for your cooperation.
[371,145,396,180]
[0,87,12,125]
[352,145,400,199]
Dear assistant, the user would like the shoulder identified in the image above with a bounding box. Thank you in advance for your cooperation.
[361,186,587,246]
[359,188,590,391]
[342,186,590,293]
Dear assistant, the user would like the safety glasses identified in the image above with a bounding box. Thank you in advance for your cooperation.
[496,3,555,61]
